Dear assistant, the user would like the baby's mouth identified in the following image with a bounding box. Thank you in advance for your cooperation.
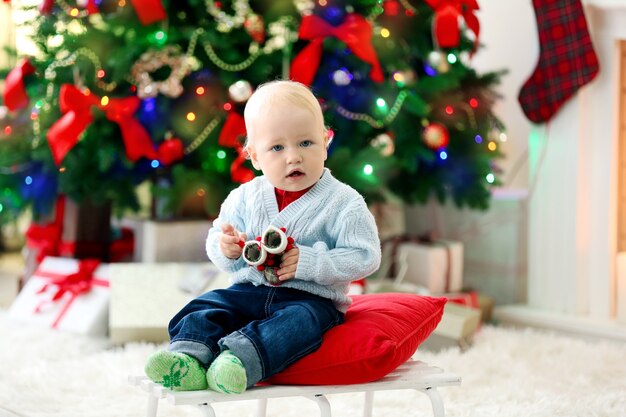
[287,170,304,178]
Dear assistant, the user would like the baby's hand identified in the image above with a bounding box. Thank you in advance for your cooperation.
[220,223,247,259]
[277,247,299,281]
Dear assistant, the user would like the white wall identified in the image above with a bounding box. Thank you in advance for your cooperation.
[0,4,15,68]
[472,0,537,191]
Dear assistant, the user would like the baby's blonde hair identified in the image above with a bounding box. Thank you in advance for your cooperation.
[243,80,328,154]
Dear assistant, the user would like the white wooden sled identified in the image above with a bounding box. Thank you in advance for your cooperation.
[129,360,461,417]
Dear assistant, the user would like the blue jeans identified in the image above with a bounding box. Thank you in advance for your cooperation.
[168,283,344,387]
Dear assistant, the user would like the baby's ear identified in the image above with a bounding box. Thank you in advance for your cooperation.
[242,145,251,160]
[325,129,334,148]
[247,145,261,170]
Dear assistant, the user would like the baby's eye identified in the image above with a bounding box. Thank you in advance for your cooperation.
[271,144,284,152]
[300,140,313,147]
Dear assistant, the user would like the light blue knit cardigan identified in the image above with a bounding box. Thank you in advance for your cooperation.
[206,169,381,312]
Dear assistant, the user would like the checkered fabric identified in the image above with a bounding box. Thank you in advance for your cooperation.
[518,0,599,124]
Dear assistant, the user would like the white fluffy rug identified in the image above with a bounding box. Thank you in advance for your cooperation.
[1,311,625,417]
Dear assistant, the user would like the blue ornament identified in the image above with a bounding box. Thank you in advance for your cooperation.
[20,163,58,216]
[137,96,170,138]
[322,6,346,26]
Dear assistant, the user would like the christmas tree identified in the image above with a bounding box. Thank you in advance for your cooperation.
[0,0,505,227]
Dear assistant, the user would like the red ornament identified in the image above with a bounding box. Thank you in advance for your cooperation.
[424,0,480,51]
[80,0,98,14]
[39,0,54,14]
[157,138,185,166]
[422,122,450,150]
[244,14,265,43]
[383,0,400,16]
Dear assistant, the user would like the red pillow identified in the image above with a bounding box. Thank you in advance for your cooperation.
[266,293,446,385]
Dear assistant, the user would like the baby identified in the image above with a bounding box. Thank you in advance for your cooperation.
[145,80,381,393]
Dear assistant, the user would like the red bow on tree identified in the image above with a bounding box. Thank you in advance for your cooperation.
[425,0,480,51]
[39,0,98,14]
[290,13,384,86]
[47,84,157,165]
[218,111,255,184]
[129,0,167,25]
[3,58,35,111]
[38,0,164,25]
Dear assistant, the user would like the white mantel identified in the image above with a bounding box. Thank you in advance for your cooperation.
[495,2,626,340]
[584,0,626,8]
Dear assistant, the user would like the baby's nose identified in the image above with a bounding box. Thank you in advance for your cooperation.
[286,149,303,163]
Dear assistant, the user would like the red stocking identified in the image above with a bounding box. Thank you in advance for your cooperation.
[518,0,599,124]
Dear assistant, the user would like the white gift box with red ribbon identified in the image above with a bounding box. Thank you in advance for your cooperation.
[8,256,109,337]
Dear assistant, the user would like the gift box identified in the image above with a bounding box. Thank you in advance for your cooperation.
[421,302,481,351]
[434,303,481,340]
[444,290,479,308]
[8,257,110,336]
[108,262,229,344]
[393,239,463,294]
[118,218,212,262]
[477,293,495,322]
[21,246,39,283]
[0,252,24,309]
[443,290,495,323]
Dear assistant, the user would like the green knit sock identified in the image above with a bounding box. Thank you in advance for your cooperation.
[206,350,247,394]
[144,351,208,391]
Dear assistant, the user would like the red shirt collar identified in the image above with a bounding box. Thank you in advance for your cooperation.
[274,186,313,211]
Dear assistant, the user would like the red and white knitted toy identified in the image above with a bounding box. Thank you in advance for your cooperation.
[240,226,295,285]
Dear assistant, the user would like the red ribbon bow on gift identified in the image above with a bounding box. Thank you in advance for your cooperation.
[109,227,135,262]
[290,13,384,86]
[47,84,157,165]
[25,197,65,263]
[34,259,107,329]
[3,58,36,111]
[36,259,101,303]
[25,222,62,262]
[218,111,255,184]
[425,0,480,51]
[26,196,135,264]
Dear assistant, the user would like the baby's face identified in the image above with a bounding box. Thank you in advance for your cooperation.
[247,103,326,192]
